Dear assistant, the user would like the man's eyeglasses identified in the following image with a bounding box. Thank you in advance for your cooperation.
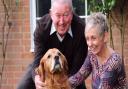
[53,12,72,19]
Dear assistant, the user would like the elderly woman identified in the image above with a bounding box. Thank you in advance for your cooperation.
[69,12,126,89]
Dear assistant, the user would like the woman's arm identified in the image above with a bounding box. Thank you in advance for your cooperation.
[69,55,92,88]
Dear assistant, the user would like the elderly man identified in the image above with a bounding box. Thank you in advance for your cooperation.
[17,0,88,89]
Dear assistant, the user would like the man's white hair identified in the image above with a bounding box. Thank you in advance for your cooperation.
[50,0,73,11]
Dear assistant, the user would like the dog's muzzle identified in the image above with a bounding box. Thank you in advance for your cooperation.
[53,56,62,73]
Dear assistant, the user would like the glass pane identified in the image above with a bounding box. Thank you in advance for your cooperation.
[73,0,85,15]
[36,0,86,17]
[36,0,51,17]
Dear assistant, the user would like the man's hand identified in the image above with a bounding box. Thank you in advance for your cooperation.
[35,75,47,89]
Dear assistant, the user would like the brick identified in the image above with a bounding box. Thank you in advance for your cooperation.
[6,39,22,46]
[23,33,31,40]
[8,33,23,40]
[85,75,91,89]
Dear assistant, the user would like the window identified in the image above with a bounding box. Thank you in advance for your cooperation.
[36,0,51,17]
[30,0,88,52]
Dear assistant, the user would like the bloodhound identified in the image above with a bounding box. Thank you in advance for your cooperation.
[35,48,71,89]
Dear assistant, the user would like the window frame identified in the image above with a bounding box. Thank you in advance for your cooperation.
[30,0,36,52]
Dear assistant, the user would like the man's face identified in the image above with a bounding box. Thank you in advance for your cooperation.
[50,3,73,37]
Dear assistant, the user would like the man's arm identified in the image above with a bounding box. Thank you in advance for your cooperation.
[69,32,88,75]
[31,20,47,80]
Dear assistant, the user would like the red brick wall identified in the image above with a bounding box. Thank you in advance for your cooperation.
[0,0,34,89]
[0,1,127,89]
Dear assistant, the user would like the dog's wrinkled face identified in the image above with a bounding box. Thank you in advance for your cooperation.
[40,48,68,74]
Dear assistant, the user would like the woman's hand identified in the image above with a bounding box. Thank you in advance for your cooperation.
[35,75,47,89]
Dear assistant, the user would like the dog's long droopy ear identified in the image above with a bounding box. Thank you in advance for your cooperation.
[35,62,45,82]
[63,56,68,74]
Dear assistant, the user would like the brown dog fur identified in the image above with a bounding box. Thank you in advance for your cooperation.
[35,48,71,89]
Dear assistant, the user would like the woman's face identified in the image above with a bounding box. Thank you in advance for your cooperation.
[85,26,106,55]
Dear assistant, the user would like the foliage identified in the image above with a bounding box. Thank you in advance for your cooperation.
[15,0,19,6]
[87,0,116,14]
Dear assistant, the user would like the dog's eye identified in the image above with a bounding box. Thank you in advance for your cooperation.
[47,55,51,58]
[58,52,61,56]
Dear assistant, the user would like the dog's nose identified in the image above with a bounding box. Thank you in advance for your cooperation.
[55,56,59,65]
[54,56,59,60]
[52,56,61,73]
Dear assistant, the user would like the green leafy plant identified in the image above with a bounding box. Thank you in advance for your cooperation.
[87,0,116,13]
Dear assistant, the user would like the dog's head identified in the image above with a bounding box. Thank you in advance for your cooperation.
[35,48,68,82]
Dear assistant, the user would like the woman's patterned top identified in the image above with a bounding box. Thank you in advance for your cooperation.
[69,52,126,89]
